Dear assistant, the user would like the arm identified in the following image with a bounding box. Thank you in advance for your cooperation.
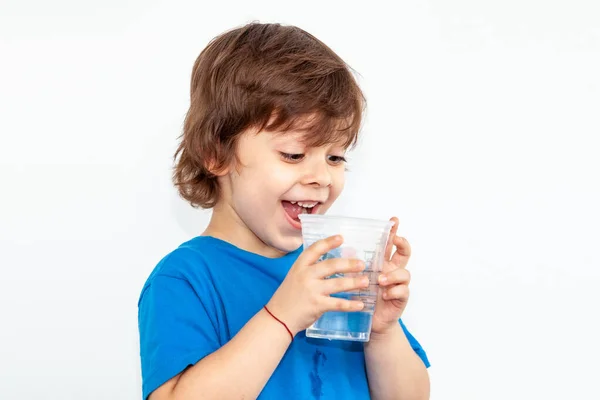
[365,219,430,399]
[148,236,368,400]
[150,308,291,400]
[364,324,430,400]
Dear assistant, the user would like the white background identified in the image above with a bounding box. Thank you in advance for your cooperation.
[1,1,599,399]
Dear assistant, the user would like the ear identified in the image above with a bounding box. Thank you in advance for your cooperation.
[204,138,243,177]
[205,158,230,177]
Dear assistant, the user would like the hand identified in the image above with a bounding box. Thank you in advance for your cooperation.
[266,235,368,336]
[370,217,412,336]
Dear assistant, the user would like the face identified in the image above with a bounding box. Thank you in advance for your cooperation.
[215,127,348,257]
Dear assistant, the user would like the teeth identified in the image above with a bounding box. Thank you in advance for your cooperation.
[298,201,318,208]
[286,200,319,208]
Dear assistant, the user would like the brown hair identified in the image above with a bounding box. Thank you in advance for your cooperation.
[173,22,365,208]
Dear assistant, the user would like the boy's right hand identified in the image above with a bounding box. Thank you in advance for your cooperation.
[266,235,368,337]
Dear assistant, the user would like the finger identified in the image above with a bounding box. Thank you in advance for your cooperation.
[322,275,370,295]
[378,268,411,286]
[390,235,412,268]
[382,284,410,301]
[384,217,399,260]
[315,257,365,278]
[299,235,343,266]
[322,296,365,312]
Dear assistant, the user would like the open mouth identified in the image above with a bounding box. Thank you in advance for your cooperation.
[282,200,320,228]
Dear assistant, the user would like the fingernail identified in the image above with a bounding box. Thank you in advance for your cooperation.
[361,277,369,286]
[379,275,388,284]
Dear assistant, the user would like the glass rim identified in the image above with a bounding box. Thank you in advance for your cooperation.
[299,214,394,230]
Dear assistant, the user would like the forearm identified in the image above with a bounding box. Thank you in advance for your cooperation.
[167,309,291,400]
[364,324,430,400]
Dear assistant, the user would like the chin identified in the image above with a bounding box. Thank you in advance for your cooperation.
[270,233,303,254]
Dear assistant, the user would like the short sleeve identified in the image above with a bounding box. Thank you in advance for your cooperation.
[138,274,221,399]
[399,319,430,368]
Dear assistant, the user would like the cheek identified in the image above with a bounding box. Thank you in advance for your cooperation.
[331,169,346,197]
[233,166,290,209]
[258,164,299,197]
[318,170,345,215]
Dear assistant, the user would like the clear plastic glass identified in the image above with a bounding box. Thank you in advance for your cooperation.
[299,214,394,342]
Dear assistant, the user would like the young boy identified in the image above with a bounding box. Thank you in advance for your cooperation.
[138,22,430,400]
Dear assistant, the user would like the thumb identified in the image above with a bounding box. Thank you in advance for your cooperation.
[384,217,399,260]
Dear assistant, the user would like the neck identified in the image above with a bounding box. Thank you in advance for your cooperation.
[202,201,286,258]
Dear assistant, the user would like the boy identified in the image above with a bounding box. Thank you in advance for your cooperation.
[138,22,430,400]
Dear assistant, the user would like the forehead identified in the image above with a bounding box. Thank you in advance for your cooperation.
[266,114,356,149]
[268,130,349,149]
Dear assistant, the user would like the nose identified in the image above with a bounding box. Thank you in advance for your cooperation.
[301,158,332,188]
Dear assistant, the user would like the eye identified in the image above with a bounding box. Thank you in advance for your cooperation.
[280,152,305,162]
[328,155,347,165]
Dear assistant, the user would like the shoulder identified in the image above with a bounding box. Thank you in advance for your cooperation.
[138,236,223,300]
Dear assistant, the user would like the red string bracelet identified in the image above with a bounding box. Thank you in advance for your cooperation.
[263,305,294,342]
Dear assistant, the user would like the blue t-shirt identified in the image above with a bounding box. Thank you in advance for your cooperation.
[138,236,429,399]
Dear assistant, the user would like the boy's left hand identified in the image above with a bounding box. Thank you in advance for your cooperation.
[370,217,411,336]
